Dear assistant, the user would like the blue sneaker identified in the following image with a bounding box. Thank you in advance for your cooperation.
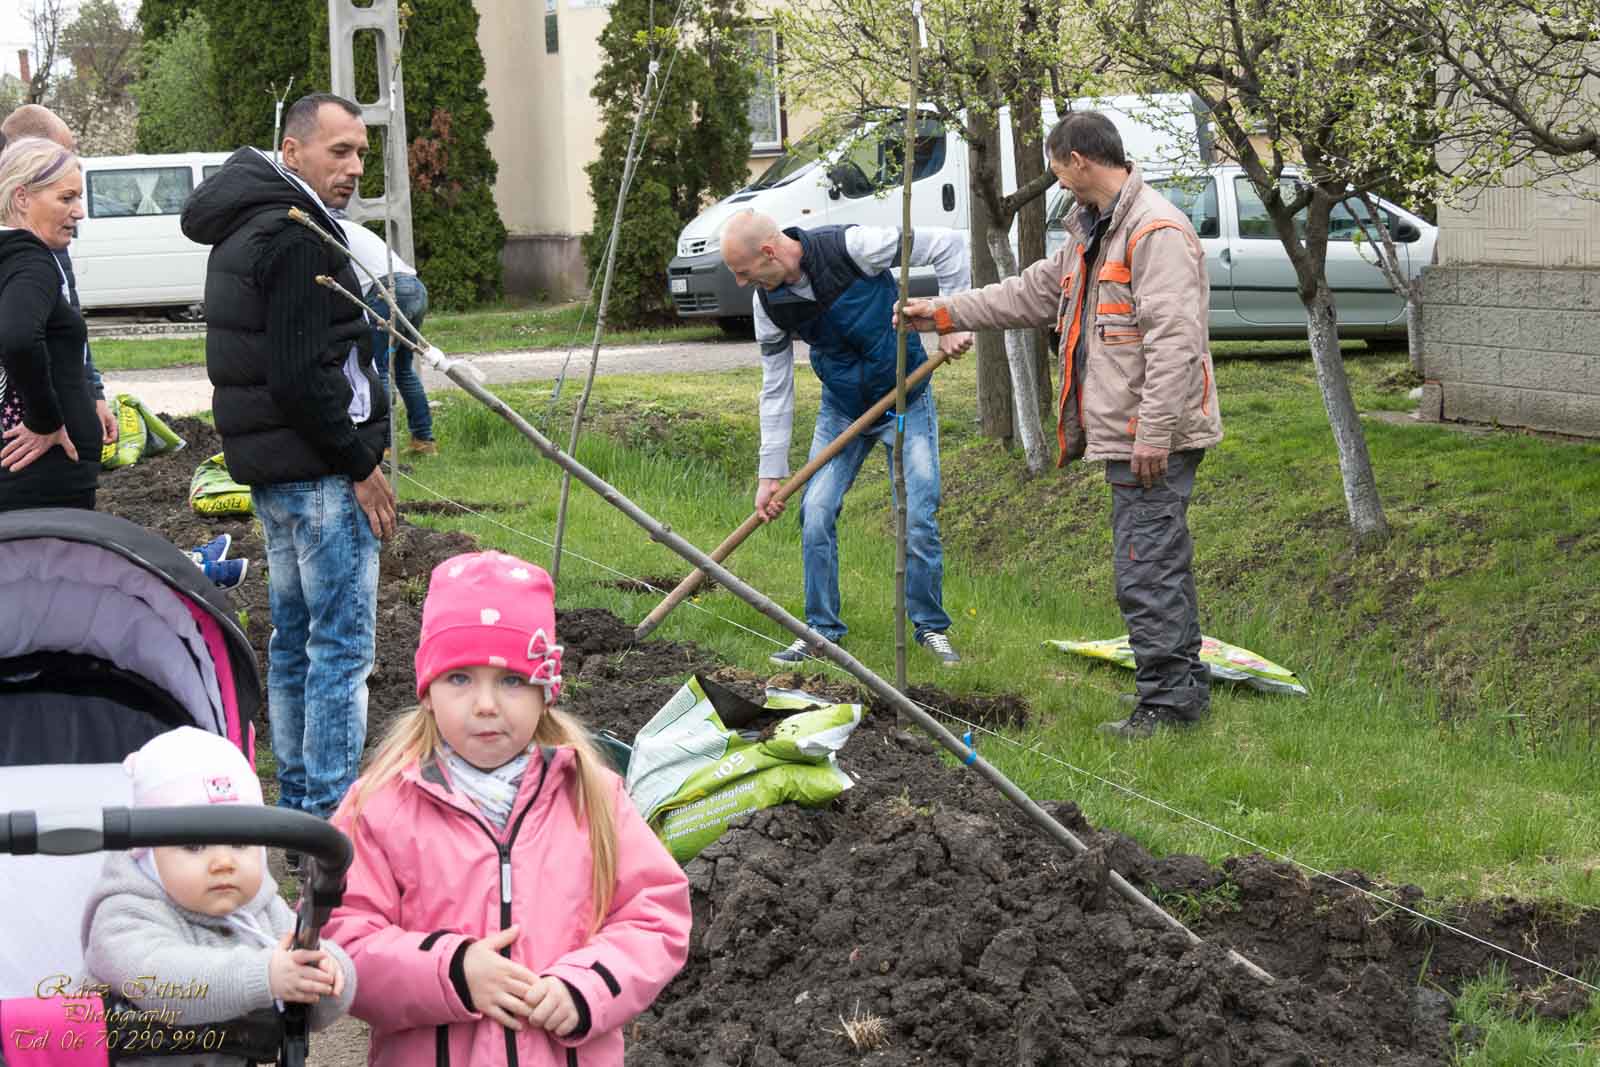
[202,558,248,591]
[189,533,231,566]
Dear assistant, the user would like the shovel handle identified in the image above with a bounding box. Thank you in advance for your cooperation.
[634,347,952,640]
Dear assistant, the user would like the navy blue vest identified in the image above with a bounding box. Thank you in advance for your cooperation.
[758,225,928,421]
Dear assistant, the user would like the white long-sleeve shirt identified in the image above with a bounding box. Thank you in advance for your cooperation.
[337,219,416,291]
[754,225,970,479]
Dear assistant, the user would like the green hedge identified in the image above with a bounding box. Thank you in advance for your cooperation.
[585,0,756,327]
[308,0,507,309]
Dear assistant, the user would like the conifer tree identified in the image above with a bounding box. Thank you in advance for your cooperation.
[202,0,319,150]
[585,0,756,326]
[135,0,197,45]
[308,0,507,308]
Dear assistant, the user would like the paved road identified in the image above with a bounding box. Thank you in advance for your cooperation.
[98,331,960,418]
[101,338,782,417]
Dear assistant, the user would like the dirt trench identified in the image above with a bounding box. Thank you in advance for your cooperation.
[93,418,1599,1066]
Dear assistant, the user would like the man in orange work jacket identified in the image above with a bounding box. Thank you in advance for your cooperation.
[903,110,1223,738]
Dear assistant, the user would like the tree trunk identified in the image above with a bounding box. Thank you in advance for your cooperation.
[1305,285,1389,545]
[985,229,1049,473]
[968,122,1014,446]
[1011,89,1054,421]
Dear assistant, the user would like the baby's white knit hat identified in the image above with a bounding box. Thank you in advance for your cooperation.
[124,726,262,809]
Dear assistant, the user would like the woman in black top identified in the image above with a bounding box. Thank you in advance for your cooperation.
[0,135,94,511]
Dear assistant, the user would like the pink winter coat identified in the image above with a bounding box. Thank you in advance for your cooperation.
[323,746,692,1067]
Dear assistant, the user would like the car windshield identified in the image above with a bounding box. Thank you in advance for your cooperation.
[747,129,831,191]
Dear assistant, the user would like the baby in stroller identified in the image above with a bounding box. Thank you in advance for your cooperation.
[0,509,354,1067]
[80,728,354,1063]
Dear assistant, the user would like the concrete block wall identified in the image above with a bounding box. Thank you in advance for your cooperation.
[1418,265,1600,438]
[501,234,588,301]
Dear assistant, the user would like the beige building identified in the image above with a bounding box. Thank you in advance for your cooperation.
[476,0,798,299]
[1417,161,1600,439]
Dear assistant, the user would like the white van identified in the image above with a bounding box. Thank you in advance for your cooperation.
[71,151,235,313]
[666,95,1205,331]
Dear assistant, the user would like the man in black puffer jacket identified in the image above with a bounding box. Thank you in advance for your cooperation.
[181,92,395,828]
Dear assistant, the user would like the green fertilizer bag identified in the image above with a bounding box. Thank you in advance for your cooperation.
[1048,634,1308,696]
[99,394,186,470]
[625,674,861,862]
[189,453,253,516]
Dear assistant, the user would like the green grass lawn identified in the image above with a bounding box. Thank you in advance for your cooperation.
[1451,966,1600,1065]
[393,343,1600,912]
[89,299,726,372]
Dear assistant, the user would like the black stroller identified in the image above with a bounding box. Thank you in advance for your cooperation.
[0,510,351,1066]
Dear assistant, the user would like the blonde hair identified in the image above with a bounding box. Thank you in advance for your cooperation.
[345,697,621,931]
[0,136,77,226]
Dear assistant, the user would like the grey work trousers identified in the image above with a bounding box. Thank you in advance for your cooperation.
[1105,449,1209,721]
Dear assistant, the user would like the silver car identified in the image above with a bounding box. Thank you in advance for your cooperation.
[1044,164,1437,339]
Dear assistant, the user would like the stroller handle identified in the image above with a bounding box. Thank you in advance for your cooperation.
[0,805,351,951]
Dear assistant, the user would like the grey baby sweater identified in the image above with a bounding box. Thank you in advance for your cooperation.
[80,851,356,1067]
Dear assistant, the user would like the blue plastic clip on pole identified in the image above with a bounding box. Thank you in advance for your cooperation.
[897,413,906,433]
[961,731,977,765]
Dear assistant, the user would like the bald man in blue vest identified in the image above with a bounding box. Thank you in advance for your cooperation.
[720,209,973,667]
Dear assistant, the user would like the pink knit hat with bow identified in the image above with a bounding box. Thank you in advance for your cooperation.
[414,551,563,702]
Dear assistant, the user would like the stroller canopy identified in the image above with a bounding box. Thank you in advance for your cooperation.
[0,509,262,997]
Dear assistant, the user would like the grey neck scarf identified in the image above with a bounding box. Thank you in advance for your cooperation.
[441,744,534,831]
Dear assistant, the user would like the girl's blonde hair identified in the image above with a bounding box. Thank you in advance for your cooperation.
[0,136,78,226]
[346,695,620,931]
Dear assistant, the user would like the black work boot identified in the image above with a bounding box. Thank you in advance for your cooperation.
[1098,705,1192,740]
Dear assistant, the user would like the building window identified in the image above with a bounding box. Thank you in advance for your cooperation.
[546,0,559,53]
[743,26,781,153]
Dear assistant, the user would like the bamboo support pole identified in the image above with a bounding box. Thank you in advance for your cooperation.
[550,60,660,586]
[311,269,1273,986]
[382,39,404,485]
[892,3,921,696]
[632,349,954,641]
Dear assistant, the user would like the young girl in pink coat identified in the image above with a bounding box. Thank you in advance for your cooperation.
[324,551,692,1067]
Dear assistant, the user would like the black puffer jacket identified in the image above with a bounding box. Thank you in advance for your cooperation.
[181,147,388,487]
[0,228,97,510]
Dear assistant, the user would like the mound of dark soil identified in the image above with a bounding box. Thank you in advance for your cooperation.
[550,620,1600,1066]
[94,416,1600,1066]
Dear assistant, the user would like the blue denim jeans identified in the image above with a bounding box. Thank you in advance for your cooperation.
[364,273,433,442]
[799,385,951,642]
[253,476,380,817]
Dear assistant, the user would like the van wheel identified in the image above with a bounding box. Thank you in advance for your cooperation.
[166,303,205,323]
[717,316,754,339]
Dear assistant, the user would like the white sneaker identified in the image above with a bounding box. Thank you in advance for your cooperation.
[769,638,812,665]
[917,631,961,667]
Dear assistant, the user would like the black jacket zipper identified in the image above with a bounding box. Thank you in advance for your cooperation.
[434,752,551,1067]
